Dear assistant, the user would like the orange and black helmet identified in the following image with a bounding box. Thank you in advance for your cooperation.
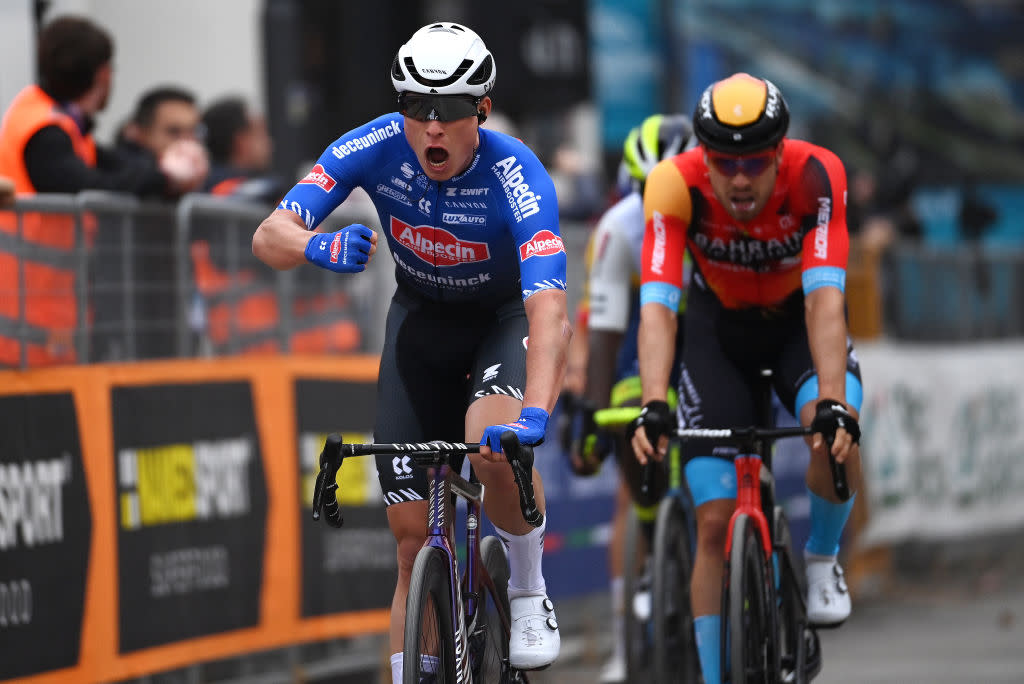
[693,73,789,155]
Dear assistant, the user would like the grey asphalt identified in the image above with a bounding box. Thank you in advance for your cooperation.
[528,573,1024,683]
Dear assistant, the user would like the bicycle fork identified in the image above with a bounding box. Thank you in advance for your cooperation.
[425,465,473,683]
[725,455,773,561]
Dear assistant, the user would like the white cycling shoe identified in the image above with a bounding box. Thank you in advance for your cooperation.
[599,652,627,683]
[805,555,851,627]
[509,593,561,670]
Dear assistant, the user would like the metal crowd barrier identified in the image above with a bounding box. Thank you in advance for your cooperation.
[0,194,89,367]
[1,191,389,369]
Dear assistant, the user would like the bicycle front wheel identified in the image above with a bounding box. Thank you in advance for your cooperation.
[405,546,458,684]
[774,507,819,684]
[651,495,699,683]
[469,536,520,683]
[623,505,651,683]
[726,512,777,684]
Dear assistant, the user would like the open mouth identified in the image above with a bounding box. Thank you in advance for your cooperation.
[730,196,756,214]
[426,146,449,169]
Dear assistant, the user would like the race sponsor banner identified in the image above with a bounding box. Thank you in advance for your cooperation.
[0,393,90,680]
[295,379,394,617]
[856,341,1024,546]
[112,382,268,652]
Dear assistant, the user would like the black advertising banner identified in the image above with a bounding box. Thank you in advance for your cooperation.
[112,382,267,653]
[468,0,590,120]
[0,393,91,679]
[295,379,395,616]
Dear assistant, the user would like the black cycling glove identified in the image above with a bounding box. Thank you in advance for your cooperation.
[627,399,676,444]
[810,399,861,445]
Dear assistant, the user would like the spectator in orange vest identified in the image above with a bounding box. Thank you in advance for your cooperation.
[0,15,209,368]
[0,176,13,208]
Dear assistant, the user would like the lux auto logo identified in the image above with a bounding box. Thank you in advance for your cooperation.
[392,455,413,476]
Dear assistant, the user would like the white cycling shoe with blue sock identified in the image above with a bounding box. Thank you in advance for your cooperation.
[509,591,561,670]
[805,553,851,627]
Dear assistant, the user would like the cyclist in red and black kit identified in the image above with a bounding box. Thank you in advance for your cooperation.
[629,73,863,684]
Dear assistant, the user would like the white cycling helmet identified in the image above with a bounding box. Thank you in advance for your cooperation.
[391,22,496,96]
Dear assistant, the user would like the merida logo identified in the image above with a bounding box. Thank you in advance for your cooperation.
[491,156,542,221]
[651,212,667,275]
[814,198,831,259]
[390,216,490,266]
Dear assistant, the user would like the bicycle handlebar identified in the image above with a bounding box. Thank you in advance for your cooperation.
[311,432,544,528]
[675,424,850,501]
[593,406,641,429]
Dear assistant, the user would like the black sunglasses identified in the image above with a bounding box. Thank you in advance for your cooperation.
[398,93,481,122]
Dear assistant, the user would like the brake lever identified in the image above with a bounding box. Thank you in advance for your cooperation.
[312,433,346,527]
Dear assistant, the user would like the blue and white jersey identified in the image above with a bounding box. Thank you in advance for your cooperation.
[279,113,567,305]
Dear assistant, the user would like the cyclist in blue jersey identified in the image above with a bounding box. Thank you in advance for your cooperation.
[252,22,569,681]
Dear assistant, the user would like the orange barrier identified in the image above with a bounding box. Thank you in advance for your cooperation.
[0,356,390,683]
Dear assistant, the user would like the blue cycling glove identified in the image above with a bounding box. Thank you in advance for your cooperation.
[304,224,374,273]
[481,406,549,453]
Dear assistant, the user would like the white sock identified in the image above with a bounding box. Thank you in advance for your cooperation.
[493,518,547,599]
[390,652,402,684]
[610,575,625,661]
[391,651,438,683]
[805,550,838,565]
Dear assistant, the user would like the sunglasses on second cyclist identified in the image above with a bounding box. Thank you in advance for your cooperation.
[398,93,482,122]
[706,147,779,178]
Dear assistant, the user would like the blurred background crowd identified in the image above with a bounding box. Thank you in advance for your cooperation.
[2,0,1021,370]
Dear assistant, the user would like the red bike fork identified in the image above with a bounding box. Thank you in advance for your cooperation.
[725,455,773,561]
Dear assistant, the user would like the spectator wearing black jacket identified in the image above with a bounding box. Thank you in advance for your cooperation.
[201,96,284,204]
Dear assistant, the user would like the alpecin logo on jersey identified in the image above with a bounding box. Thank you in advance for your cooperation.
[299,164,336,193]
[491,156,542,222]
[519,230,564,261]
[391,216,491,267]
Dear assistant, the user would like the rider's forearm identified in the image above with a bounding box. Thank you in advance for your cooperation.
[252,209,316,270]
[806,286,849,405]
[637,302,677,404]
[523,289,573,413]
[584,329,624,408]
